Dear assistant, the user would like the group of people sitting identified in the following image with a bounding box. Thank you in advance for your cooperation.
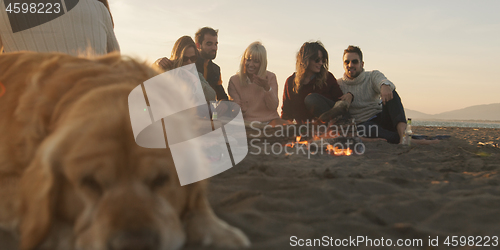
[154,27,407,144]
[0,0,407,144]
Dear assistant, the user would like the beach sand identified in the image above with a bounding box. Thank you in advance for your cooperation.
[1,127,499,249]
[190,126,500,249]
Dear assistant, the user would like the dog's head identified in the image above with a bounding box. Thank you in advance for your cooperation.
[18,63,206,250]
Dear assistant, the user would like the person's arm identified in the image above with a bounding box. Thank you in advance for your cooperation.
[100,3,120,53]
[280,78,293,120]
[106,33,120,53]
[215,75,229,100]
[339,92,354,104]
[252,72,279,111]
[0,35,3,54]
[227,77,242,107]
[199,73,216,102]
[262,73,279,111]
[371,70,395,104]
[328,73,344,101]
[153,57,173,71]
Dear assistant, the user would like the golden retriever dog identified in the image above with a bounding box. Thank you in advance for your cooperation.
[0,52,250,250]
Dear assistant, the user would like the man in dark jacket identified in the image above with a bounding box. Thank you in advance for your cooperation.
[195,27,228,101]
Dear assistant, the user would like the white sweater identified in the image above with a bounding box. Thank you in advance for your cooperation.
[0,0,119,55]
[337,70,395,123]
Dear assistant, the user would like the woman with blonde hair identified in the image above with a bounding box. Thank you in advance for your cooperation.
[281,41,350,123]
[228,42,288,125]
[154,36,216,102]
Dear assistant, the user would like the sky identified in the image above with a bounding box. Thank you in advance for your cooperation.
[109,0,500,115]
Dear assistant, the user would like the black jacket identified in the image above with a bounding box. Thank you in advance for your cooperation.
[196,58,228,100]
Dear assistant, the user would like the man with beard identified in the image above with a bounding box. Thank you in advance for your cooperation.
[195,27,228,101]
[337,45,407,144]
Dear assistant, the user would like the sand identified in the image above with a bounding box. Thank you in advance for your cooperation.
[192,126,500,249]
[1,126,499,249]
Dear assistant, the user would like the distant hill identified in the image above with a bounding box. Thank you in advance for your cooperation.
[405,109,433,120]
[406,103,500,121]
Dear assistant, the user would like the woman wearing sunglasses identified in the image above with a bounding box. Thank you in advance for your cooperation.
[281,41,349,123]
[154,36,216,102]
[228,42,289,126]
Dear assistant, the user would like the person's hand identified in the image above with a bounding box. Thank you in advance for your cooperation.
[380,84,393,104]
[317,101,349,123]
[339,92,353,104]
[269,118,293,127]
[251,75,270,91]
[154,57,173,71]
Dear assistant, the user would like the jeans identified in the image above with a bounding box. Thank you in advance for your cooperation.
[304,93,336,118]
[357,90,406,144]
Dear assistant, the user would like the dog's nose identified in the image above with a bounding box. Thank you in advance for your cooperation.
[108,229,159,250]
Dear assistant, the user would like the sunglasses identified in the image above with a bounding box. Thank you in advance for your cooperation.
[183,55,197,63]
[344,59,359,65]
[313,57,325,63]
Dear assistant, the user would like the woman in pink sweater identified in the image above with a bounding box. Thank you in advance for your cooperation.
[228,42,289,126]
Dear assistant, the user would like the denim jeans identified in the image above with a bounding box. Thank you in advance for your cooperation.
[357,90,406,144]
[304,93,336,118]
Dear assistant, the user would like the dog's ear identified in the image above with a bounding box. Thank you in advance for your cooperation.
[19,139,61,250]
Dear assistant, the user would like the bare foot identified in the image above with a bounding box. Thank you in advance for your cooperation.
[396,122,407,144]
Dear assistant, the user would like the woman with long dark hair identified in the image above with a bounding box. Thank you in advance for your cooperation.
[281,41,350,123]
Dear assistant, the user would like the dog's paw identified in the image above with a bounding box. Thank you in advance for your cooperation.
[185,211,250,248]
[200,217,250,248]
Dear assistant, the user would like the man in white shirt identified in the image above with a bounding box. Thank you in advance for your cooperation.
[337,45,407,144]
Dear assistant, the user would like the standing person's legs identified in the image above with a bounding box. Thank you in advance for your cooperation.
[304,93,335,118]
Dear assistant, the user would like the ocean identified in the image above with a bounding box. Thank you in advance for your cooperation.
[412,120,500,129]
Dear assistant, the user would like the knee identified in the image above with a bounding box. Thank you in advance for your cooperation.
[385,90,402,105]
[390,90,401,102]
[304,93,321,108]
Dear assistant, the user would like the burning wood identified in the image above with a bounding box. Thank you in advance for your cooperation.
[326,145,353,156]
[286,136,363,156]
[247,122,366,157]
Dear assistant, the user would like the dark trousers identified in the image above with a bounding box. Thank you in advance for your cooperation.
[358,90,406,144]
[304,93,336,118]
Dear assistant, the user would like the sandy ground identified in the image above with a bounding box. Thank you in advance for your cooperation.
[2,126,499,249]
[194,126,500,250]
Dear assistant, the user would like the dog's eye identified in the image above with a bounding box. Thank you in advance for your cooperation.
[149,174,169,190]
[81,175,103,194]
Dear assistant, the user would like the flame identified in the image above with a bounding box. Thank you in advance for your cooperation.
[346,148,353,156]
[326,146,352,156]
[288,135,353,156]
[295,136,308,146]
